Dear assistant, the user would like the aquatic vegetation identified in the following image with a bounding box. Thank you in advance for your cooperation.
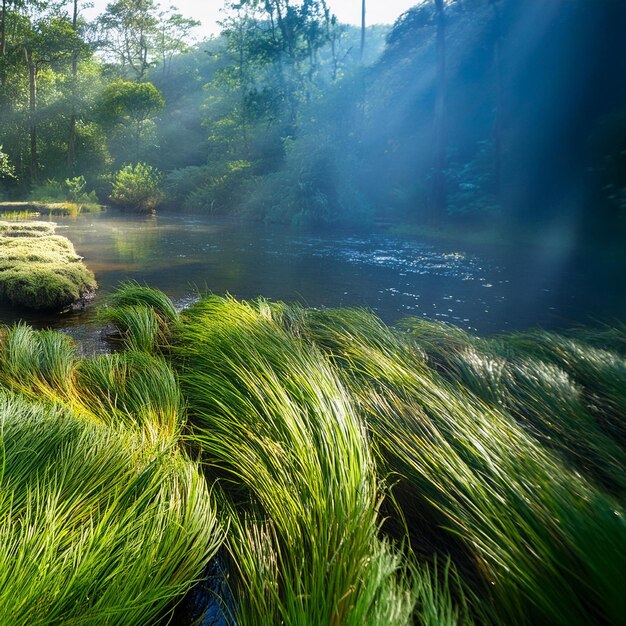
[0,221,96,310]
[0,284,623,626]
[102,304,164,352]
[0,209,40,219]
[291,308,626,626]
[107,281,179,324]
[101,284,179,353]
[172,296,419,626]
[0,391,223,626]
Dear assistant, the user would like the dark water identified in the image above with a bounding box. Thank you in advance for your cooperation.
[2,210,623,351]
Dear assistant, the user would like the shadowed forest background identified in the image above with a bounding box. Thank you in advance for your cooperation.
[1,0,625,245]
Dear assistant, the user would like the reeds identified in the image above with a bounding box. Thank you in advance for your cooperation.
[0,391,223,625]
[1,286,623,626]
[286,307,626,625]
[172,296,419,626]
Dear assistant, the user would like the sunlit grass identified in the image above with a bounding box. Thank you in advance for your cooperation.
[172,296,419,625]
[0,391,223,626]
[1,287,624,626]
[289,307,626,625]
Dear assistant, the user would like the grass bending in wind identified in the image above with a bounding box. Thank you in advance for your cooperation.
[100,282,180,354]
[275,306,626,626]
[0,391,223,626]
[0,314,224,625]
[171,296,420,626]
[3,283,624,626]
[400,319,626,496]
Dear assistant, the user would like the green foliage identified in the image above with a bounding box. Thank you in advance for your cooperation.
[0,221,96,310]
[28,177,99,210]
[167,160,252,213]
[0,390,222,625]
[110,163,164,211]
[100,80,165,124]
[0,146,15,180]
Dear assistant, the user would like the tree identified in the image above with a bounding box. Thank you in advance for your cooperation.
[155,7,199,77]
[97,0,159,80]
[21,16,89,181]
[429,0,447,223]
[490,0,502,200]
[360,0,365,63]
[99,79,164,160]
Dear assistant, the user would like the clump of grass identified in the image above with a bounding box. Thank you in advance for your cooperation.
[0,221,96,310]
[172,296,419,626]
[0,390,223,626]
[491,330,626,447]
[108,281,179,324]
[102,283,179,352]
[0,322,75,393]
[290,307,626,626]
[0,209,40,219]
[102,304,163,352]
[70,351,184,443]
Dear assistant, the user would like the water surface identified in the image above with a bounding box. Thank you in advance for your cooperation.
[1,210,622,351]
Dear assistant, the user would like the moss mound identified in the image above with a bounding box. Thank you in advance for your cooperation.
[0,221,96,310]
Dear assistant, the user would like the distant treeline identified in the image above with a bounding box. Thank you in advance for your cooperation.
[1,0,625,239]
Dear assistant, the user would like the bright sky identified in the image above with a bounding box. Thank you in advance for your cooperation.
[82,0,418,36]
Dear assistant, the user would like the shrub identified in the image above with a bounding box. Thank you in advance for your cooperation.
[0,146,15,180]
[110,163,164,212]
[28,177,99,213]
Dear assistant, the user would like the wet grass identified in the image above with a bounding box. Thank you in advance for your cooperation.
[0,284,624,625]
[0,221,96,310]
[0,200,101,215]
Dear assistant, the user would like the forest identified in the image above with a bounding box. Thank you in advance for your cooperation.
[0,0,624,240]
[0,1,625,626]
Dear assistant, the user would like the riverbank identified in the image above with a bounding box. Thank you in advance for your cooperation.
[1,285,623,625]
[0,221,96,310]
[0,200,102,217]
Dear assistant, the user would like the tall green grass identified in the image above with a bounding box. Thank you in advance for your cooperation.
[0,323,183,444]
[0,391,223,625]
[1,287,623,626]
[172,296,419,626]
[400,319,626,495]
[286,307,626,626]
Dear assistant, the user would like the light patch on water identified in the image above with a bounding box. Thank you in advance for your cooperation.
[291,235,494,282]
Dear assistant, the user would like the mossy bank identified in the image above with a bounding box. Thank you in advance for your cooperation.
[0,221,96,311]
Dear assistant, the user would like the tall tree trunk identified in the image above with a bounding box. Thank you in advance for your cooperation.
[429,0,447,224]
[1,0,7,58]
[360,0,365,63]
[67,0,78,170]
[491,0,503,201]
[26,50,38,182]
[320,1,337,80]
